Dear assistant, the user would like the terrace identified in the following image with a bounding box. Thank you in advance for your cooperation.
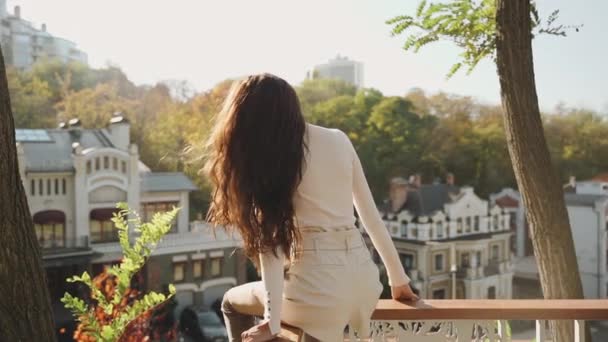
[278,299,608,341]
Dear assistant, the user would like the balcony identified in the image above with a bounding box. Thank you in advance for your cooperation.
[40,236,91,258]
[366,299,608,341]
[90,221,240,256]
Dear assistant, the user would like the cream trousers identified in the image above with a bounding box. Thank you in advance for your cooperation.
[221,227,382,342]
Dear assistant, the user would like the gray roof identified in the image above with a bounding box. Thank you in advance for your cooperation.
[399,184,461,217]
[565,193,608,207]
[141,172,198,192]
[17,129,114,172]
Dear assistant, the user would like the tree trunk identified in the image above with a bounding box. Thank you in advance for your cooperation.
[0,48,57,340]
[495,1,586,341]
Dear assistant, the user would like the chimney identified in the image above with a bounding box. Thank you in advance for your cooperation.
[389,177,409,213]
[108,112,130,151]
[14,5,20,18]
[41,23,47,32]
[414,174,422,188]
[446,172,455,186]
[68,118,81,128]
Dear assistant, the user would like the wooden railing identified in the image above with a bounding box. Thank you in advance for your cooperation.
[365,299,608,341]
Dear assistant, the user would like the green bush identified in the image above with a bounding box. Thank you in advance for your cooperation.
[61,202,180,341]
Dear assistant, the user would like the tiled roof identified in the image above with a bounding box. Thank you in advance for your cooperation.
[17,129,113,172]
[399,184,461,217]
[564,193,608,207]
[141,172,198,192]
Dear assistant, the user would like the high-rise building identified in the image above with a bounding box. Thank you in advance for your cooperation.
[0,3,87,68]
[307,55,364,88]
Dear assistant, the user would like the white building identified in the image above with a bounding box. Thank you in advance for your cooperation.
[306,55,364,88]
[374,175,514,300]
[495,177,608,299]
[0,2,87,68]
[16,115,244,329]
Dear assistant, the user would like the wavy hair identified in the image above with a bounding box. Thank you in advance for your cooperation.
[203,74,307,260]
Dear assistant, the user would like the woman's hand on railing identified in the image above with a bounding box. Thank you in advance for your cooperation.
[241,320,277,342]
[391,283,420,302]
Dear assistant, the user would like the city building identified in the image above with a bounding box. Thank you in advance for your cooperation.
[306,55,364,88]
[367,174,514,300]
[15,115,245,334]
[0,1,87,68]
[496,176,608,299]
[490,188,526,257]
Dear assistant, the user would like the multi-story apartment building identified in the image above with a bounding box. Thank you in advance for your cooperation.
[306,55,364,88]
[15,115,245,333]
[368,175,513,300]
[0,1,87,68]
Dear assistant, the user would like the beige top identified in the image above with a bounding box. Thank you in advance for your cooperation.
[260,123,410,334]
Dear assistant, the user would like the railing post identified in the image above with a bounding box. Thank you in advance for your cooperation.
[574,320,586,342]
[536,320,546,342]
[498,320,508,339]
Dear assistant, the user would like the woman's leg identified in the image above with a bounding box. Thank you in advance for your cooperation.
[221,281,265,342]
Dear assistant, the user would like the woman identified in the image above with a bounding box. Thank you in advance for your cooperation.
[204,74,418,342]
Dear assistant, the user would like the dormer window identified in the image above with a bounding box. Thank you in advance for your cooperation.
[436,221,444,238]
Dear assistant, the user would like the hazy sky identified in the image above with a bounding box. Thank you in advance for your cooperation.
[9,0,607,112]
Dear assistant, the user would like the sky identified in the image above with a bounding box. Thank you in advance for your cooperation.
[8,0,608,112]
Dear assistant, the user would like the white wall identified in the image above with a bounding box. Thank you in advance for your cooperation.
[567,205,605,298]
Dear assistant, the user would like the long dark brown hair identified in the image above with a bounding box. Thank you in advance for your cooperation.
[203,74,307,260]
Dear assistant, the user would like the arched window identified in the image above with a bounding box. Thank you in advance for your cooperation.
[90,208,120,243]
[33,210,65,248]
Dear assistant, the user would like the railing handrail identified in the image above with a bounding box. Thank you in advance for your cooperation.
[372,299,608,320]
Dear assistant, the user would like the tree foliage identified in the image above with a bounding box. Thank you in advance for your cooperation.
[386,0,580,77]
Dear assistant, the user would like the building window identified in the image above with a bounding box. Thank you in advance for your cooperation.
[476,251,482,266]
[465,217,471,233]
[411,228,418,238]
[400,253,414,270]
[142,202,179,233]
[436,221,444,238]
[193,260,204,279]
[400,220,408,237]
[456,218,463,234]
[112,157,118,170]
[487,286,497,299]
[103,156,109,169]
[173,263,186,282]
[39,179,43,195]
[491,245,500,261]
[210,257,223,277]
[33,210,65,248]
[434,253,444,272]
[474,217,480,231]
[95,157,100,171]
[30,179,35,196]
[461,253,470,268]
[90,208,120,243]
[46,179,51,195]
[86,160,92,174]
[62,179,66,194]
[432,289,447,299]
[54,179,59,195]
[121,161,127,173]
[493,215,499,230]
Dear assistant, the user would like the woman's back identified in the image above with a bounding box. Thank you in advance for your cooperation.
[294,124,355,229]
